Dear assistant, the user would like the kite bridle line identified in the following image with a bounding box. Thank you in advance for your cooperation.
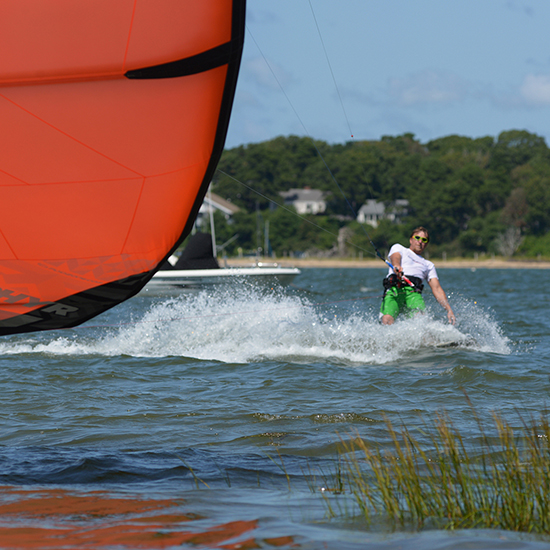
[306,2,418,290]
[243,25,415,288]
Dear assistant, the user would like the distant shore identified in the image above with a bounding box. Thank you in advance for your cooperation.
[224,257,550,269]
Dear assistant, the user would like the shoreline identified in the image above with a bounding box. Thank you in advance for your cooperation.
[224,257,550,269]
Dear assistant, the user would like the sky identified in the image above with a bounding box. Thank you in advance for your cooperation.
[224,0,550,149]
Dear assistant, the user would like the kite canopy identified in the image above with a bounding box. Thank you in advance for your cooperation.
[0,0,245,334]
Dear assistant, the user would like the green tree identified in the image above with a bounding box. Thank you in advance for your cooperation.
[511,159,550,235]
[209,131,550,259]
[489,130,548,173]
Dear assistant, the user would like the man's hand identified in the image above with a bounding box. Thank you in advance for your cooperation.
[447,309,456,325]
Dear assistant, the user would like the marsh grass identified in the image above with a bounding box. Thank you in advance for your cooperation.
[331,409,550,533]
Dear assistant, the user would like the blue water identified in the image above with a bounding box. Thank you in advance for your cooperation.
[0,267,549,549]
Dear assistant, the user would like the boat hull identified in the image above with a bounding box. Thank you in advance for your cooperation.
[143,266,301,293]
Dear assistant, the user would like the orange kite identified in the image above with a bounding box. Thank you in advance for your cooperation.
[0,0,245,334]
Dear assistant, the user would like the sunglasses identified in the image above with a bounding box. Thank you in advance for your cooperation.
[412,235,429,243]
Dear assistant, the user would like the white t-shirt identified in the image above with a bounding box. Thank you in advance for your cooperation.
[386,243,438,282]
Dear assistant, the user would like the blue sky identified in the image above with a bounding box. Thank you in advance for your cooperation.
[225,0,550,149]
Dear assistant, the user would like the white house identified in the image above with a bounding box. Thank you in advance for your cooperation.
[357,199,385,227]
[357,199,409,227]
[279,188,326,215]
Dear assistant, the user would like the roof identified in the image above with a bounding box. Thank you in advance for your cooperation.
[358,199,385,215]
[358,199,410,215]
[203,192,240,215]
[279,188,325,202]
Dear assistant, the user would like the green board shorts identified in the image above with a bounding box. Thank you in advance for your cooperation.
[380,286,426,319]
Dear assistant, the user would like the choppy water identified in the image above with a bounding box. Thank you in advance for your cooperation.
[0,267,549,549]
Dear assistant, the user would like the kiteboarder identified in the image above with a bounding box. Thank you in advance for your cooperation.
[380,227,456,325]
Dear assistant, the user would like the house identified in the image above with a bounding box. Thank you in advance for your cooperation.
[195,190,240,229]
[279,188,326,215]
[357,199,409,227]
[357,199,385,227]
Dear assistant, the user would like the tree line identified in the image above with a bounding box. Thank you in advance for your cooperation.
[206,129,550,259]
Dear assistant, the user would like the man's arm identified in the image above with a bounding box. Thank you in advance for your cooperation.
[428,278,456,325]
[388,251,403,276]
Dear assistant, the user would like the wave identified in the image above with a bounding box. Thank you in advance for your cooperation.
[0,286,510,364]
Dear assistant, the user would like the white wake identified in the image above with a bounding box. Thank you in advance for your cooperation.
[0,286,510,364]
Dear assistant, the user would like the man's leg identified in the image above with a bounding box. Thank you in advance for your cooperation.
[380,288,401,325]
[404,289,426,317]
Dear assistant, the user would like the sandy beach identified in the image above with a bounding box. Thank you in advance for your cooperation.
[225,257,550,269]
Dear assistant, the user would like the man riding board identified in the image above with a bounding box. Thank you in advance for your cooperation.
[380,227,456,325]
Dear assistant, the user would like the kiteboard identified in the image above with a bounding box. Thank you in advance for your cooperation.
[430,337,477,349]
[432,340,463,349]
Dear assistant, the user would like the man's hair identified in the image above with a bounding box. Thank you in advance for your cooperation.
[410,226,429,241]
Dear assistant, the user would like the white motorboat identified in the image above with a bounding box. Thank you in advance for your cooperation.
[145,263,301,292]
[142,232,300,293]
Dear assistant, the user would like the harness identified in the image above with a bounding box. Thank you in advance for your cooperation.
[383,274,424,294]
